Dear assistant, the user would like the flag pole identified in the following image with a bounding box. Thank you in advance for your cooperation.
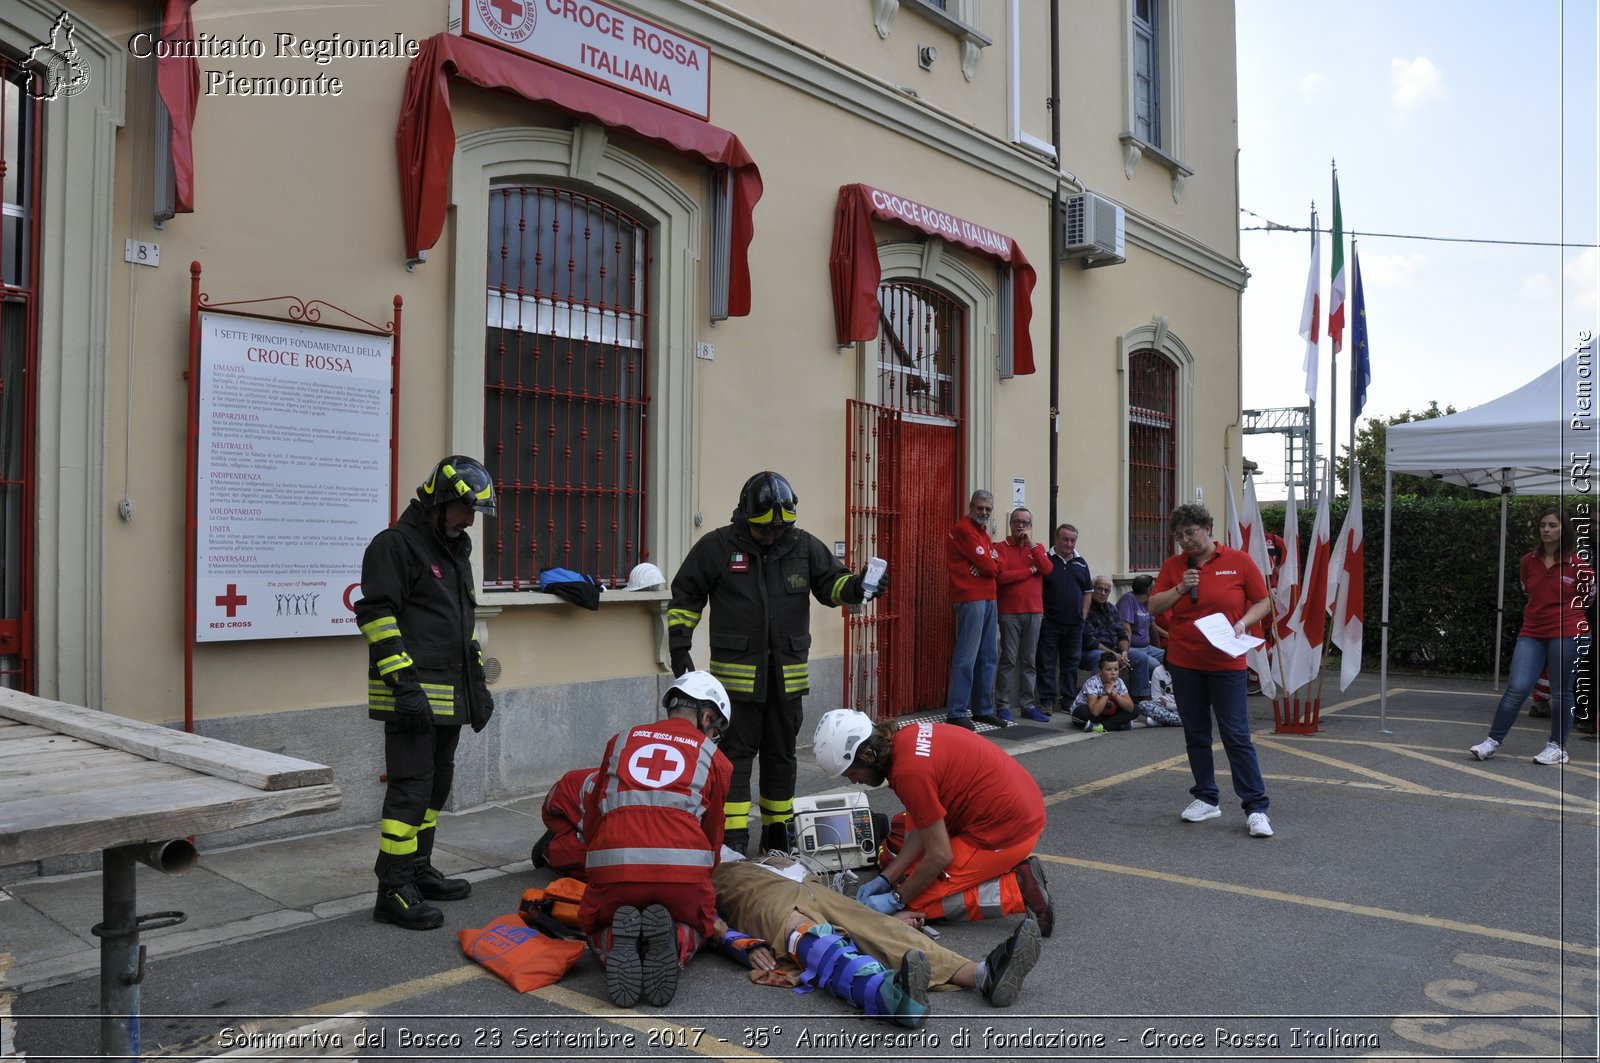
[1328,161,1342,503]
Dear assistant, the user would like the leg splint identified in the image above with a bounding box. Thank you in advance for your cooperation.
[789,922,926,1027]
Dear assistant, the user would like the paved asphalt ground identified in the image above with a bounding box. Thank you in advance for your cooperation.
[4,671,1597,1062]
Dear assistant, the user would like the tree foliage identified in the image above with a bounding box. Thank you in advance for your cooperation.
[1335,402,1482,502]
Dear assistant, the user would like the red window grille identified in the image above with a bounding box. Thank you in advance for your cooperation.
[0,55,40,691]
[483,185,649,589]
[1128,349,1176,570]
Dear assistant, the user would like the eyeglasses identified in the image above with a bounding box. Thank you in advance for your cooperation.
[1173,527,1208,543]
[1010,518,1032,527]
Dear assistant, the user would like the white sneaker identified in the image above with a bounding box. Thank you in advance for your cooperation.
[1469,737,1499,761]
[1180,799,1221,822]
[1247,812,1274,838]
[1533,742,1569,766]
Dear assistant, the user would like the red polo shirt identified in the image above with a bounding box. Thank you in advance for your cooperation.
[1519,551,1594,638]
[1154,544,1269,672]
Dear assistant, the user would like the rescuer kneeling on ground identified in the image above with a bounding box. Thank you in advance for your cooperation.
[356,456,498,930]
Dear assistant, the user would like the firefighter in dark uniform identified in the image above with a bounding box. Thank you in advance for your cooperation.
[357,455,497,930]
[666,471,885,853]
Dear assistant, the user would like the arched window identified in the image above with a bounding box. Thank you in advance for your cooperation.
[1127,349,1178,569]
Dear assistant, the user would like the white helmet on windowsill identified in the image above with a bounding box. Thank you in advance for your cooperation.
[623,562,666,591]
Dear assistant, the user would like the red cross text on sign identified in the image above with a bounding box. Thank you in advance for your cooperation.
[489,0,523,24]
[216,584,248,617]
[627,743,686,788]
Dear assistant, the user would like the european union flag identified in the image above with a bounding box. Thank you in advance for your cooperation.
[1350,244,1371,420]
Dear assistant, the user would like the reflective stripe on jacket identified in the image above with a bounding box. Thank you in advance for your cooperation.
[667,523,854,702]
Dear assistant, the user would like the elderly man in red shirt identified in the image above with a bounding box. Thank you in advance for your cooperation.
[995,507,1051,724]
[944,490,1004,729]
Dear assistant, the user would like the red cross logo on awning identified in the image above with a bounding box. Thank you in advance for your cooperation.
[215,584,248,617]
[627,742,686,789]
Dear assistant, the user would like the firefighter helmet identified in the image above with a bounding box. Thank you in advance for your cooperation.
[418,456,496,515]
[736,471,798,527]
[813,709,874,776]
[662,670,733,728]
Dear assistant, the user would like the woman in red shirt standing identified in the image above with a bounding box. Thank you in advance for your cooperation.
[1470,508,1593,766]
[1148,503,1275,838]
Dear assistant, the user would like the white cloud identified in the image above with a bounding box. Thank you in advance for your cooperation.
[1358,251,1426,286]
[1565,247,1598,317]
[1299,72,1328,96]
[1522,273,1552,300]
[1389,56,1445,113]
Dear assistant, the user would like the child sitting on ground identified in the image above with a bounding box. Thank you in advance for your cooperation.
[1137,664,1181,726]
[1069,651,1139,732]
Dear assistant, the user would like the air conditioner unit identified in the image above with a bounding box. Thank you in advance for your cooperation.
[1061,192,1126,268]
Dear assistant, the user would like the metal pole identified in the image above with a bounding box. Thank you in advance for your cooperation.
[99,846,141,1061]
[1494,475,1509,689]
[1379,468,1393,734]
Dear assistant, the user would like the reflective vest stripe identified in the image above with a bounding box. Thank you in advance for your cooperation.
[723,800,752,830]
[710,661,757,693]
[666,608,701,631]
[586,847,716,869]
[757,795,794,825]
[380,817,419,856]
[361,616,401,643]
[781,662,809,693]
[600,789,706,816]
[828,573,852,605]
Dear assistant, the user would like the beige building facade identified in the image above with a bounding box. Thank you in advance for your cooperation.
[0,0,1244,846]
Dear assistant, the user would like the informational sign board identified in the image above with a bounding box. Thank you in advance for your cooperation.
[461,0,711,120]
[194,312,392,642]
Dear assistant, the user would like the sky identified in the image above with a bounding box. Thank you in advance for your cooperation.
[1235,0,1599,494]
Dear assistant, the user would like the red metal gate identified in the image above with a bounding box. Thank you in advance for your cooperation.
[0,60,42,691]
[844,281,965,720]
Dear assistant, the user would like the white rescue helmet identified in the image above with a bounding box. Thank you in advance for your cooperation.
[624,562,667,591]
[813,709,874,776]
[663,670,733,729]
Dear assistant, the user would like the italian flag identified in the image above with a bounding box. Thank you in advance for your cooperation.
[1328,172,1346,354]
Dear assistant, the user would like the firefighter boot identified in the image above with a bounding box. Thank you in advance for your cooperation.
[722,829,750,856]
[373,882,444,930]
[759,821,792,855]
[414,861,472,901]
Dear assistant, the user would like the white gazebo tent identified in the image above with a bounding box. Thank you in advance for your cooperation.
[1380,352,1594,726]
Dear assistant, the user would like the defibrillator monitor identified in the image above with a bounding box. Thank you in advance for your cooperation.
[788,791,876,869]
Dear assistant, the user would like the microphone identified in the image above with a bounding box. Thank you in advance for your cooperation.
[1186,555,1201,603]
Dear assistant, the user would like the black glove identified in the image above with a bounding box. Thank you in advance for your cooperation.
[872,571,890,599]
[392,686,434,735]
[469,686,495,733]
[670,646,694,677]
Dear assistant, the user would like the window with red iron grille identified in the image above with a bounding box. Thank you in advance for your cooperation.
[1128,349,1177,570]
[483,185,649,589]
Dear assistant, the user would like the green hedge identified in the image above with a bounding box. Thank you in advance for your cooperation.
[1259,495,1582,675]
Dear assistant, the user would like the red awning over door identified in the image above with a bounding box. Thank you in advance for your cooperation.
[830,183,1036,375]
[396,33,762,316]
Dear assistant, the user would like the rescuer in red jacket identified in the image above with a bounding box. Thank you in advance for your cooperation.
[579,671,735,1009]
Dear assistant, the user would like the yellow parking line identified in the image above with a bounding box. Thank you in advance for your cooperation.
[1039,853,1599,959]
[1256,737,1431,793]
[1042,752,1191,806]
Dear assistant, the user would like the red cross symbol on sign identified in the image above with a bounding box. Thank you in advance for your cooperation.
[627,742,686,788]
[489,0,523,24]
[215,584,248,617]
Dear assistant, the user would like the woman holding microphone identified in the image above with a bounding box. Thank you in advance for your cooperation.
[1147,503,1276,838]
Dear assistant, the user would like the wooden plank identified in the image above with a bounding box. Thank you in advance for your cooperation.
[0,722,54,741]
[0,779,342,865]
[0,744,146,777]
[0,759,195,804]
[0,733,102,761]
[0,689,332,790]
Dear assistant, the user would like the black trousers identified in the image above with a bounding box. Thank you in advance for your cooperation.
[719,681,803,841]
[1036,618,1083,709]
[375,723,461,886]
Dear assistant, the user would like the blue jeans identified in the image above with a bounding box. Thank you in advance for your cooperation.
[947,599,999,718]
[1487,635,1580,747]
[1168,663,1268,813]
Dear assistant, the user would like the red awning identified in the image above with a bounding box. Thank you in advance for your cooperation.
[396,33,762,316]
[830,183,1036,375]
[157,0,199,213]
